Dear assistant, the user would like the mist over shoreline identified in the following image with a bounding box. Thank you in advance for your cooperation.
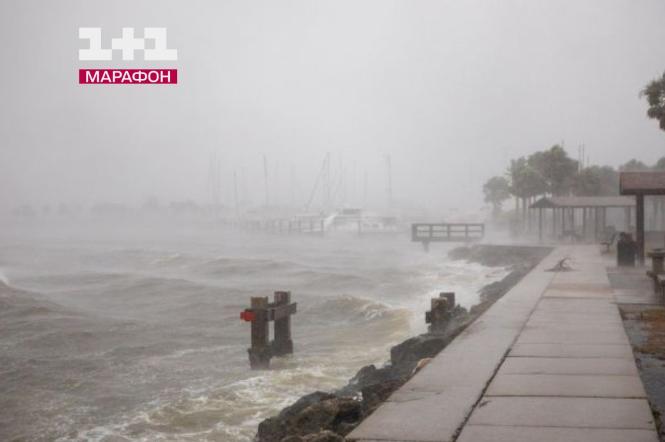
[2,1,665,212]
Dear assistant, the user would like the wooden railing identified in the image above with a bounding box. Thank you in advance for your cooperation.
[234,218,326,235]
[411,223,485,243]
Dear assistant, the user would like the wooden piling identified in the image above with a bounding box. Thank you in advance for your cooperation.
[426,292,454,333]
[241,292,297,369]
[440,292,455,308]
[248,296,271,369]
[272,291,294,356]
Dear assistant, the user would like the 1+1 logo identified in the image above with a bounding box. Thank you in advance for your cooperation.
[78,27,178,85]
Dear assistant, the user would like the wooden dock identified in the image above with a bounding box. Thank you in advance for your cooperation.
[411,223,485,247]
[233,217,326,235]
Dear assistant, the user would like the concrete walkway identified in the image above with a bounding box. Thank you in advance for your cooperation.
[348,246,658,442]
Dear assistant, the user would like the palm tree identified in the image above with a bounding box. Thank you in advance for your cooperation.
[641,72,665,131]
[507,157,547,228]
[483,176,511,218]
[528,145,578,196]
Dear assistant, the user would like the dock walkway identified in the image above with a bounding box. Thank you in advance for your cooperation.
[348,245,658,442]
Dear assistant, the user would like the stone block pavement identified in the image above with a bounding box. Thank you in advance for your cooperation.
[348,246,658,442]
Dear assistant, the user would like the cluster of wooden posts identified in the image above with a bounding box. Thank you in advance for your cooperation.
[240,291,297,369]
[240,290,457,369]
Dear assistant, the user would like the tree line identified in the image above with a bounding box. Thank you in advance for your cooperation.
[483,70,665,218]
[483,146,665,217]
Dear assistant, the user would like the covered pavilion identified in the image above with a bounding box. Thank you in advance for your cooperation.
[529,195,635,243]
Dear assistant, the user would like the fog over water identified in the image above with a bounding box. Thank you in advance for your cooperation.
[0,220,509,440]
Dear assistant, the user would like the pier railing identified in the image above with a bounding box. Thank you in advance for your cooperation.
[411,223,485,243]
[234,218,326,235]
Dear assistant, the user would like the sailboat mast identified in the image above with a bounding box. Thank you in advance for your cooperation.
[263,154,269,207]
[385,154,393,207]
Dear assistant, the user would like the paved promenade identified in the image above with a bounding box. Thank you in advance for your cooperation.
[349,245,658,442]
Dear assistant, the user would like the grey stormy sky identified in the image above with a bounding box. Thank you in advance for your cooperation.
[1,0,664,211]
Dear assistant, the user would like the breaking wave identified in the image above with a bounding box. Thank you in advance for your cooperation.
[307,294,410,323]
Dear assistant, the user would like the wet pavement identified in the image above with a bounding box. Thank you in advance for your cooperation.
[349,245,660,442]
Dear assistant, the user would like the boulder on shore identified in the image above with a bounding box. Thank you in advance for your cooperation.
[257,393,362,442]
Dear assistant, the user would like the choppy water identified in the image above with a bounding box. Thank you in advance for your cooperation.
[0,218,508,441]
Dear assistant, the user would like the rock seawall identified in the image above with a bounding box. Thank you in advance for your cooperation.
[256,245,552,442]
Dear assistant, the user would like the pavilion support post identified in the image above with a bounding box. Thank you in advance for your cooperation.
[636,194,645,265]
[561,207,566,237]
[538,208,543,243]
[594,207,601,241]
[601,208,606,232]
[552,208,557,237]
[582,208,588,241]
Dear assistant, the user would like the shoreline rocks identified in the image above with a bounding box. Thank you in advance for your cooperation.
[255,244,552,442]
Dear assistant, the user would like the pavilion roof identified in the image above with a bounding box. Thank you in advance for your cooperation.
[530,196,635,209]
[620,172,665,195]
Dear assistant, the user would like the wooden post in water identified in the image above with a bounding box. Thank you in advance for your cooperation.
[240,292,297,369]
[441,292,455,309]
[247,296,270,369]
[425,292,454,333]
[272,291,294,356]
